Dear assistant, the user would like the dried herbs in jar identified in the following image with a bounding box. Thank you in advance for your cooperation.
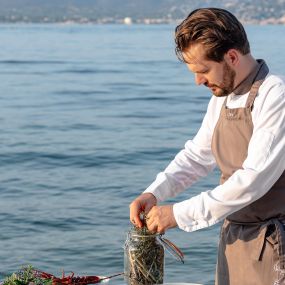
[124,226,164,285]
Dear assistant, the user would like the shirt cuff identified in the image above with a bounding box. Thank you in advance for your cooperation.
[143,181,167,203]
[173,197,219,232]
[143,172,176,203]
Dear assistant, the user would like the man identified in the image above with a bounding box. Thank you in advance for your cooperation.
[129,8,285,285]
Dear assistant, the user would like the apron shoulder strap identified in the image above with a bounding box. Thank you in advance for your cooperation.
[245,61,269,109]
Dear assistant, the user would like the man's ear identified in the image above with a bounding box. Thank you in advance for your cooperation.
[224,49,239,67]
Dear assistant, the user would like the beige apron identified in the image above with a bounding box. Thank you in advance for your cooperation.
[211,60,285,285]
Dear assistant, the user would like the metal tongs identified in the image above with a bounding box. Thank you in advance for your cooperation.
[157,235,185,264]
[96,272,125,283]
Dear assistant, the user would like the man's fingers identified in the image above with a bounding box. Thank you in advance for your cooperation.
[130,214,143,228]
[129,193,157,228]
[157,227,165,235]
[146,219,158,233]
[145,215,153,228]
[133,216,143,228]
[145,205,176,234]
[146,207,158,232]
[130,211,141,227]
[129,201,143,228]
[144,203,154,214]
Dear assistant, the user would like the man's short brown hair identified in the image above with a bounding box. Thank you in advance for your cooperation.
[175,8,250,62]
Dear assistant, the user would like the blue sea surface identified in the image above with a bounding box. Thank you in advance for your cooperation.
[0,23,284,285]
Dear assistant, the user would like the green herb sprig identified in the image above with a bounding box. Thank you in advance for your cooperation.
[3,266,52,285]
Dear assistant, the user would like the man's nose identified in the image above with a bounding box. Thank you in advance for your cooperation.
[195,73,207,85]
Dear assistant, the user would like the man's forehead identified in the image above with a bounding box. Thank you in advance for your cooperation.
[182,46,208,68]
[183,53,208,71]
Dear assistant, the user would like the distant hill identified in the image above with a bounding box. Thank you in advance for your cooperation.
[0,0,284,24]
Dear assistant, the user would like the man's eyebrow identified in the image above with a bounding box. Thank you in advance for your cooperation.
[192,67,209,73]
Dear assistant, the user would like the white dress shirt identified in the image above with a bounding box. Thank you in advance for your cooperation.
[144,74,285,232]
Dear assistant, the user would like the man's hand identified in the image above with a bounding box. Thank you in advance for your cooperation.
[129,193,157,228]
[146,205,177,234]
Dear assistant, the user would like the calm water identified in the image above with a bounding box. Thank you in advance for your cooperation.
[0,23,284,285]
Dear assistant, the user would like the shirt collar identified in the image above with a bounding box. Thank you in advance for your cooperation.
[232,59,266,95]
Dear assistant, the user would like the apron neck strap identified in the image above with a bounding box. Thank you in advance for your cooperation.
[245,60,269,109]
[222,60,269,109]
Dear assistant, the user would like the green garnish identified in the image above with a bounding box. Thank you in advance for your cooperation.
[3,266,52,285]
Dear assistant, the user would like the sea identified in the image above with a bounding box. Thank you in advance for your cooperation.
[0,23,284,285]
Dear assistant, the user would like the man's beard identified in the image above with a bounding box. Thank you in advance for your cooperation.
[206,62,236,97]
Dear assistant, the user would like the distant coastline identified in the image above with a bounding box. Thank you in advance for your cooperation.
[1,0,285,26]
[0,16,285,25]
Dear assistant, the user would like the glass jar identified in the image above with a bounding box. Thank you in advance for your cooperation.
[124,227,164,285]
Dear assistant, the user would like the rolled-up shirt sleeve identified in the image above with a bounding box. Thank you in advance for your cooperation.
[173,80,285,232]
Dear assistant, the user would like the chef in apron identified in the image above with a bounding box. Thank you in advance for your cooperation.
[129,8,285,285]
